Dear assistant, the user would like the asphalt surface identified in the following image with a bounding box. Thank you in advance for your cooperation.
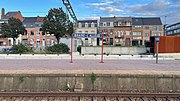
[0,59,179,71]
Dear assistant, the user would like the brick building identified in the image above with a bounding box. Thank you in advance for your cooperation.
[0,8,24,46]
[22,17,57,48]
[99,16,163,46]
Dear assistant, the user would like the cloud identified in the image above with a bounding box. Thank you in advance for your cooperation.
[83,0,179,24]
[98,7,123,13]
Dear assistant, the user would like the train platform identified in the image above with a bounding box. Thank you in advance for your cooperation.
[0,59,179,75]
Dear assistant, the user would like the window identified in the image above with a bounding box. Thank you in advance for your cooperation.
[100,22,103,26]
[133,32,142,36]
[110,29,113,34]
[36,31,40,36]
[47,39,50,45]
[91,31,95,33]
[31,31,34,36]
[107,22,110,26]
[82,23,85,27]
[78,31,82,33]
[94,23,97,27]
[154,33,161,36]
[134,26,142,28]
[144,26,149,30]
[85,31,88,33]
[144,33,149,37]
[88,23,91,27]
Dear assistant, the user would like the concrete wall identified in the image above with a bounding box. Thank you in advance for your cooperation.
[81,47,147,55]
[0,74,179,92]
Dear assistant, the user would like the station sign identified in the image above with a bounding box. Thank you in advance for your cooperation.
[73,33,102,38]
[155,37,160,42]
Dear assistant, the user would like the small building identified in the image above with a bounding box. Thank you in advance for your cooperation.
[166,22,180,36]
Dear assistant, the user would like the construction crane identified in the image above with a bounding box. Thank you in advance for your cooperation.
[62,0,77,22]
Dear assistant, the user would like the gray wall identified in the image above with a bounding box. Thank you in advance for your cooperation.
[81,47,147,55]
[0,74,179,92]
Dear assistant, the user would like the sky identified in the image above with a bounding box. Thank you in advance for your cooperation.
[0,0,179,25]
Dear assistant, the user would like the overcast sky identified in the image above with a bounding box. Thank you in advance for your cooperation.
[0,0,179,25]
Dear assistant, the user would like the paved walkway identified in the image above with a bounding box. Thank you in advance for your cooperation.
[0,59,179,74]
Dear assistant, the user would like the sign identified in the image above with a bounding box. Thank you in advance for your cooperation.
[73,33,102,38]
[155,37,160,42]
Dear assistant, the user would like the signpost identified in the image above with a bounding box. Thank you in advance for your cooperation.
[155,37,160,64]
[73,33,104,63]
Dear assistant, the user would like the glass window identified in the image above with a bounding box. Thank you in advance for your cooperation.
[144,33,149,37]
[107,22,110,26]
[100,23,103,26]
[88,23,91,27]
[82,23,85,27]
[31,31,34,36]
[85,31,88,33]
[133,32,142,36]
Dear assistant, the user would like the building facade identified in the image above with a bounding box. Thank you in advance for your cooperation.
[166,22,180,36]
[75,20,98,46]
[22,17,57,48]
[132,17,163,46]
[99,17,163,46]
[0,8,24,46]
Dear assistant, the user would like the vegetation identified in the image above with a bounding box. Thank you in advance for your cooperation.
[0,18,25,45]
[11,44,32,54]
[42,8,73,44]
[46,43,69,54]
[91,72,97,91]
[77,45,81,54]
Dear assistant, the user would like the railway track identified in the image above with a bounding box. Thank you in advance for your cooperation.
[0,92,179,101]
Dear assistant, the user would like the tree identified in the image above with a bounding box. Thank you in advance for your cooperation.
[1,18,25,45]
[42,8,68,44]
[66,22,74,37]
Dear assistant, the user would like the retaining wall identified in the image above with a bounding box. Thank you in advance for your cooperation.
[0,74,179,92]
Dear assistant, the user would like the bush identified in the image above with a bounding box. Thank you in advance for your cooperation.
[77,45,81,54]
[46,43,69,54]
[11,44,32,54]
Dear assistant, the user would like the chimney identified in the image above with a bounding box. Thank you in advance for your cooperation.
[1,8,5,19]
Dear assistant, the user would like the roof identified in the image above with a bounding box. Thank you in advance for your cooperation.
[166,22,180,28]
[77,20,97,23]
[132,17,162,25]
[2,12,19,19]
[36,17,45,22]
[23,17,38,28]
[100,17,115,22]
[23,17,45,28]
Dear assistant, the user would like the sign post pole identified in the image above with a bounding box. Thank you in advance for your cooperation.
[155,37,160,64]
[70,37,73,63]
[100,33,104,63]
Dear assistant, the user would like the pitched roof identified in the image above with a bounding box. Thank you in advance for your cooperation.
[100,17,115,22]
[23,17,37,28]
[2,12,19,19]
[132,17,162,25]
[36,17,45,22]
[78,20,97,23]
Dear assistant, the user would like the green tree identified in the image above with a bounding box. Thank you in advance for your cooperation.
[1,18,25,45]
[42,8,68,44]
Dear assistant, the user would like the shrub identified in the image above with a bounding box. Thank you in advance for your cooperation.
[46,43,69,54]
[77,45,81,54]
[11,44,32,54]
